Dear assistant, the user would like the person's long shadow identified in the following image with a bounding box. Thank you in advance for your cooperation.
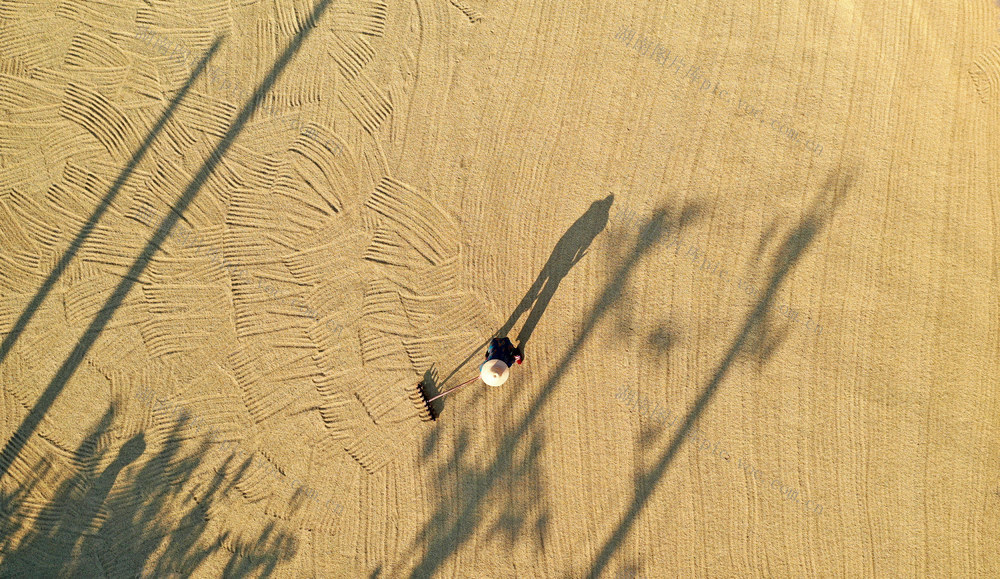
[0,0,335,483]
[0,404,297,576]
[584,168,856,578]
[426,195,616,414]
[401,200,702,577]
[500,194,615,350]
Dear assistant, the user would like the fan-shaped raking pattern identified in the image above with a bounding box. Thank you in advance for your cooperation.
[364,177,461,267]
[330,31,376,80]
[59,83,143,162]
[337,72,392,136]
[971,45,1000,103]
[64,30,130,69]
[330,0,387,37]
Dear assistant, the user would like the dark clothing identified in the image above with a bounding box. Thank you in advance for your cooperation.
[486,337,522,367]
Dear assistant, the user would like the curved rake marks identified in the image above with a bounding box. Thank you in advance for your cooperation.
[60,83,142,162]
[449,0,484,23]
[364,177,460,267]
[330,30,376,80]
[337,71,392,135]
[65,30,129,69]
[331,0,387,37]
[970,45,1000,103]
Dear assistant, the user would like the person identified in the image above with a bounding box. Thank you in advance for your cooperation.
[479,336,523,387]
[486,336,522,366]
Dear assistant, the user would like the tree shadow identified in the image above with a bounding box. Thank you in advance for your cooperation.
[0,39,222,370]
[399,199,702,577]
[584,168,856,578]
[613,561,648,579]
[0,0,336,482]
[0,404,298,576]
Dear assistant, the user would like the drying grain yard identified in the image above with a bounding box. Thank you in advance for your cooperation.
[0,0,998,576]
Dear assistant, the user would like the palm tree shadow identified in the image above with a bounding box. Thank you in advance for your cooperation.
[585,168,856,578]
[399,199,703,577]
[0,404,299,576]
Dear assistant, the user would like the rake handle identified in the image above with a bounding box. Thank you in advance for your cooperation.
[426,375,480,403]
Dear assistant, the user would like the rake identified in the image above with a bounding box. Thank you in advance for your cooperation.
[408,374,481,421]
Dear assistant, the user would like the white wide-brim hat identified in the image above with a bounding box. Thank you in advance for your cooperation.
[480,359,510,387]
